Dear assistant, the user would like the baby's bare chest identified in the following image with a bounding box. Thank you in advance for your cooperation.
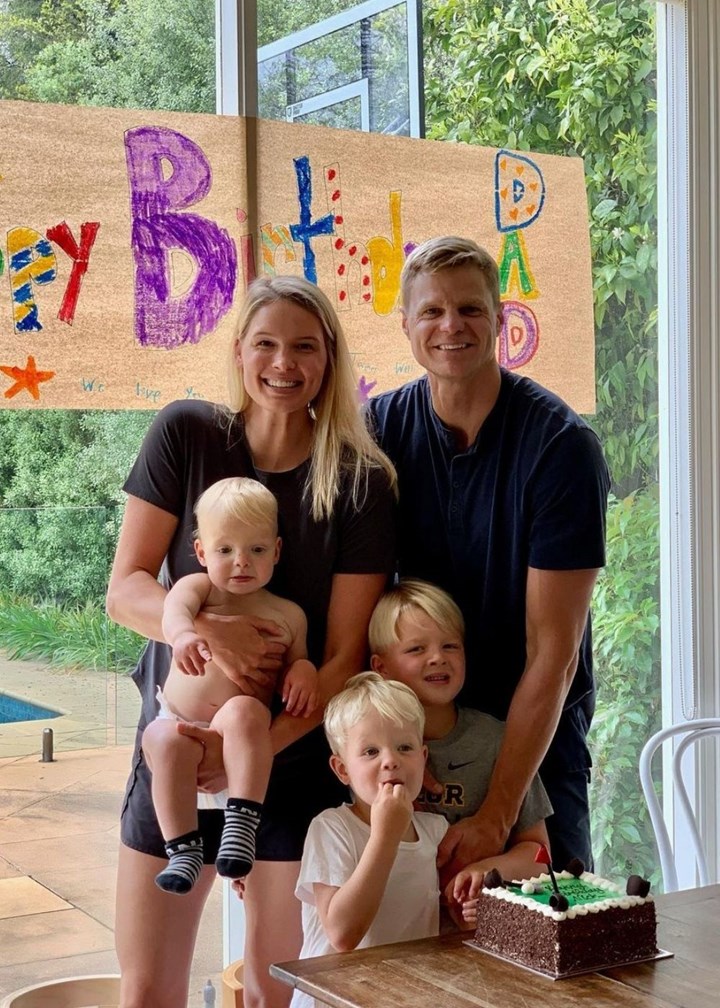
[202,597,294,645]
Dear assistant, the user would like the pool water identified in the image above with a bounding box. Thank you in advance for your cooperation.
[0,693,61,724]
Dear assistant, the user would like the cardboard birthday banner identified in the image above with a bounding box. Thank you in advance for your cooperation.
[0,100,596,411]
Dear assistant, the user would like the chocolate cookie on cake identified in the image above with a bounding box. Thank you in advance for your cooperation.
[470,847,657,977]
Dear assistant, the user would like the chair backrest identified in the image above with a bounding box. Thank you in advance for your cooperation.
[639,718,720,892]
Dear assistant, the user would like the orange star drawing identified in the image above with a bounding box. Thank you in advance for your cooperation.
[1,355,56,400]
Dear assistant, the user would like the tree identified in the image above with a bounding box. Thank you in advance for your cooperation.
[257,0,351,45]
[1,0,215,111]
[0,1,117,99]
[0,409,154,603]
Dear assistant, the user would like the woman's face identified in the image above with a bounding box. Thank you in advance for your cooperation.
[236,299,329,415]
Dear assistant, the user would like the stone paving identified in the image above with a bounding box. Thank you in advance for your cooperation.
[0,659,226,1006]
[0,656,138,759]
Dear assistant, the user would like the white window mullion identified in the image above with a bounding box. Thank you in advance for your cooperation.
[658,0,720,889]
[686,0,720,884]
[216,0,258,116]
[216,1,256,967]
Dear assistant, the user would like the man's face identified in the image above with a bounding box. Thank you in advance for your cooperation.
[401,265,504,384]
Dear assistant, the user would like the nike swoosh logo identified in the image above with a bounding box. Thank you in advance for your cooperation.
[447,760,474,771]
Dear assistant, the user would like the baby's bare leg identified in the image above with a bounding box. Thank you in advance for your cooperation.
[143,719,204,838]
[143,719,205,894]
[211,695,272,799]
[210,696,272,879]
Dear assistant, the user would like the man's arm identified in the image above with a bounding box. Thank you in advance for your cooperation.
[438,566,599,877]
[446,819,549,902]
[447,819,550,928]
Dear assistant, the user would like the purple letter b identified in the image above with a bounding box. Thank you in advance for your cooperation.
[125,126,237,349]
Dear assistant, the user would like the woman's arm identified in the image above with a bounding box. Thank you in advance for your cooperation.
[269,571,388,754]
[177,571,384,757]
[106,496,178,641]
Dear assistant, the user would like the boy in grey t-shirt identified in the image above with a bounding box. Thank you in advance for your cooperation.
[370,578,553,894]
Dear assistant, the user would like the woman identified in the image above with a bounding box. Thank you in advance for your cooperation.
[107,275,396,1008]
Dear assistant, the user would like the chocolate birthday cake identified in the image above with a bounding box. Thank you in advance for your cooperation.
[471,856,657,978]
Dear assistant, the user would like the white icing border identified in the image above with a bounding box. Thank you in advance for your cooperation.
[481,871,654,922]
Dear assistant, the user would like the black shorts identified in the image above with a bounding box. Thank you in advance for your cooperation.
[120,725,348,863]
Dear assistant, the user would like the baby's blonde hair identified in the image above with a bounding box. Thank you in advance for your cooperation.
[324,672,425,756]
[369,578,465,656]
[194,477,278,539]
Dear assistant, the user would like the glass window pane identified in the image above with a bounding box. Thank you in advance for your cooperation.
[0,6,221,988]
[0,505,142,755]
[0,408,154,755]
[0,0,215,113]
[0,3,215,755]
[259,1,415,134]
[421,0,660,885]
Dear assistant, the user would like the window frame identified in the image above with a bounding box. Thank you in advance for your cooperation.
[220,0,718,957]
[657,0,720,888]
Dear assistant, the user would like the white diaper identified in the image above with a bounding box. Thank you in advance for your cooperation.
[154,686,228,810]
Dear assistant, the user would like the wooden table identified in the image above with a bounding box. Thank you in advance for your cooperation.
[271,884,720,1008]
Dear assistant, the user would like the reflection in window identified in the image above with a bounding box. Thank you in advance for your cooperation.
[258,2,421,135]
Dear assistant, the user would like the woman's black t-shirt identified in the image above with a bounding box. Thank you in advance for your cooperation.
[120,399,396,861]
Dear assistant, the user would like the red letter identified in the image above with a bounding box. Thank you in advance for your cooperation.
[46,221,100,325]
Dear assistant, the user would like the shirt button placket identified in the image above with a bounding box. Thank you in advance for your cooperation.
[448,460,463,537]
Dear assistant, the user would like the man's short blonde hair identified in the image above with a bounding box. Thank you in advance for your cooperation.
[400,235,500,309]
[324,672,425,755]
[194,477,278,539]
[369,579,465,656]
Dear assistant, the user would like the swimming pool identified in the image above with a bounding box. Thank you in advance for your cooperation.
[0,693,61,724]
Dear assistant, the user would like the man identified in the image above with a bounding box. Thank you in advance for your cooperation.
[366,236,610,874]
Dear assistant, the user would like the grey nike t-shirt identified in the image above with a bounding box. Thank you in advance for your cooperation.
[417,707,553,831]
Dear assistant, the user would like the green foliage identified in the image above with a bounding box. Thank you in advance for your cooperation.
[0,592,144,673]
[257,0,353,44]
[0,0,215,112]
[423,0,661,879]
[589,488,662,884]
[424,0,658,496]
[0,410,153,604]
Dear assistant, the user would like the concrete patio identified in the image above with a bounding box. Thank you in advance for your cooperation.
[0,659,227,1006]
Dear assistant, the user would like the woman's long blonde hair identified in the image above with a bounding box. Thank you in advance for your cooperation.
[226,275,396,521]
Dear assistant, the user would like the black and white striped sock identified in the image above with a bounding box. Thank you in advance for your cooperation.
[215,799,262,879]
[155,830,204,894]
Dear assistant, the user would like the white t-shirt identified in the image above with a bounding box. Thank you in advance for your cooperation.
[290,803,449,1008]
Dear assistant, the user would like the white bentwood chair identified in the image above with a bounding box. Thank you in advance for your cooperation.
[639,718,720,892]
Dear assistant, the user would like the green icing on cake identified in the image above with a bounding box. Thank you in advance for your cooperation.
[508,878,612,908]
